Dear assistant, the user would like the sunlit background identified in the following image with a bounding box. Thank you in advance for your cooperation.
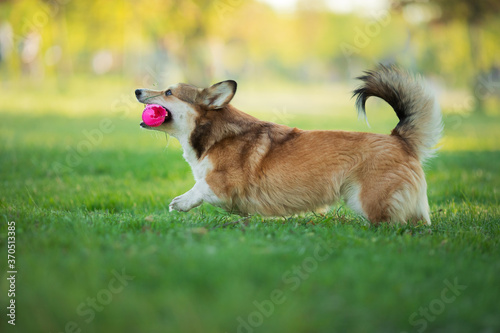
[1,0,499,116]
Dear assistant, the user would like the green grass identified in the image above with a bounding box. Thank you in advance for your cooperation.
[0,86,499,333]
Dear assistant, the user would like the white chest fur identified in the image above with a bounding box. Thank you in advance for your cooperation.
[176,134,211,182]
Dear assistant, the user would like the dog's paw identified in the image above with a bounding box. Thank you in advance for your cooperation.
[169,195,194,212]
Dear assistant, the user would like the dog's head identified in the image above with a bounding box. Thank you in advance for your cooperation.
[135,80,237,138]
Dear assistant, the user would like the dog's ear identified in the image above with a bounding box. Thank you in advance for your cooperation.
[198,80,237,110]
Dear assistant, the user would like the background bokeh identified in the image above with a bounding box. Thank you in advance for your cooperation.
[1,0,499,114]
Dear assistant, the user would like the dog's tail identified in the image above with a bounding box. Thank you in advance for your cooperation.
[353,64,442,163]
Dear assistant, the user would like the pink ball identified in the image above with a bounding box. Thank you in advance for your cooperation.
[142,104,167,127]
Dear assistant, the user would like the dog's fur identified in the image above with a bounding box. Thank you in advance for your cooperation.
[135,65,442,224]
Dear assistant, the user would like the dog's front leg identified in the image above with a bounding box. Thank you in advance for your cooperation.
[169,180,217,212]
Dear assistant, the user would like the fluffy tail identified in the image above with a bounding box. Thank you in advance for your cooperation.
[353,65,442,163]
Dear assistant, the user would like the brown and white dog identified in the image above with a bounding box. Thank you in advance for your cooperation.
[135,65,442,224]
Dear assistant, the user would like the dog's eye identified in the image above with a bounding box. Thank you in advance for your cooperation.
[165,89,172,96]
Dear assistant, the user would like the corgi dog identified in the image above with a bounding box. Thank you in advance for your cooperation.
[135,65,442,224]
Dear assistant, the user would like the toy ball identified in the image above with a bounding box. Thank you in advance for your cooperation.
[142,104,167,127]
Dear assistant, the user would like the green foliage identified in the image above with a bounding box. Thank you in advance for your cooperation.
[1,0,499,89]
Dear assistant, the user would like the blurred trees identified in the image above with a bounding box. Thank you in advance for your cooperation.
[0,0,499,111]
[393,0,500,112]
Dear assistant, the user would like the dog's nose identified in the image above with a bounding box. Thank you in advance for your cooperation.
[135,89,142,97]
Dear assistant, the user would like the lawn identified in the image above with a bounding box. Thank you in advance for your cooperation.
[0,81,499,333]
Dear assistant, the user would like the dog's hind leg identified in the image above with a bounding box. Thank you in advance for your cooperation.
[348,179,404,225]
[364,183,431,225]
[342,182,371,221]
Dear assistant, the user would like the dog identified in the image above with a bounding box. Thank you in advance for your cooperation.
[135,65,442,224]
